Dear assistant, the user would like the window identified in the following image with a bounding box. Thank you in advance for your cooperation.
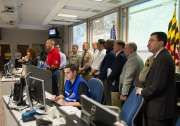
[73,23,87,51]
[128,0,179,61]
[92,12,118,42]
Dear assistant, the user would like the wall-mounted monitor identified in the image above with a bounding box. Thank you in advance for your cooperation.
[48,27,59,38]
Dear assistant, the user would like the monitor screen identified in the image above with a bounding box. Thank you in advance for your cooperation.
[48,28,59,38]
[4,60,14,76]
[81,95,119,126]
[49,29,56,35]
[24,64,52,94]
[25,75,46,109]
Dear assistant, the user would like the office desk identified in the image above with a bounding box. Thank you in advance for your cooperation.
[1,77,90,126]
[2,95,70,126]
[0,76,20,126]
[2,96,36,126]
[2,94,87,126]
[0,76,20,97]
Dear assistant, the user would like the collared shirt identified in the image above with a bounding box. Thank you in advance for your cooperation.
[92,49,99,60]
[91,49,106,70]
[115,50,123,57]
[154,47,164,58]
[60,52,67,68]
[46,48,60,68]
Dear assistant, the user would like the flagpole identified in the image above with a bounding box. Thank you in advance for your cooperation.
[174,0,177,6]
[174,0,177,12]
[173,0,177,65]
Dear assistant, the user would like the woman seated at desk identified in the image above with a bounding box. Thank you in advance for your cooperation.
[18,48,38,66]
[54,64,90,107]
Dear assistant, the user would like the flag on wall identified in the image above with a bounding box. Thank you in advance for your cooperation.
[166,4,180,65]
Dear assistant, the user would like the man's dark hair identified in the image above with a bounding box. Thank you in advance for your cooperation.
[65,64,79,72]
[151,32,167,46]
[105,39,115,50]
[98,39,106,45]
[115,40,125,48]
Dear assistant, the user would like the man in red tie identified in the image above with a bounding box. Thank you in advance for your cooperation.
[45,39,60,96]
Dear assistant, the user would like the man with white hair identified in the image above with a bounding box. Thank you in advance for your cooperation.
[119,42,144,102]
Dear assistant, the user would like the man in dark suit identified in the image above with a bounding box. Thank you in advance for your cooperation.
[98,39,115,104]
[106,40,127,105]
[98,39,115,81]
[136,32,176,126]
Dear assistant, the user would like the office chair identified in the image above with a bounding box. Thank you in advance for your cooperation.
[87,78,104,103]
[176,117,180,126]
[120,88,144,126]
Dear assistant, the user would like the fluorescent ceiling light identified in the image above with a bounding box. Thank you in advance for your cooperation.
[57,13,78,18]
[95,0,104,1]
[95,20,100,23]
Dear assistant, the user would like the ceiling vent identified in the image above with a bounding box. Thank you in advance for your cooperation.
[107,0,122,4]
[52,19,74,23]
[63,5,90,12]
[90,9,102,13]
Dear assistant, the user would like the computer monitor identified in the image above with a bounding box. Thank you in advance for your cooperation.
[4,60,14,77]
[25,75,46,109]
[24,73,33,109]
[81,95,119,126]
[24,64,52,93]
[4,62,9,76]
[48,27,59,38]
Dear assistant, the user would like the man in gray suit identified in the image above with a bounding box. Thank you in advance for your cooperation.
[119,42,144,101]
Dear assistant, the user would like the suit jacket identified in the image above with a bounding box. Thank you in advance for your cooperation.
[119,52,144,95]
[98,50,115,81]
[141,49,176,120]
[107,51,127,91]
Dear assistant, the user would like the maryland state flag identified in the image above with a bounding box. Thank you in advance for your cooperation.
[166,6,180,65]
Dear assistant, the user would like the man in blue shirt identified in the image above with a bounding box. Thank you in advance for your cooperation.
[55,64,90,107]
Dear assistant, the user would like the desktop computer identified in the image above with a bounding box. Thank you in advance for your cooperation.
[25,64,52,93]
[4,60,14,77]
[81,95,120,126]
[22,75,46,122]
[25,74,46,110]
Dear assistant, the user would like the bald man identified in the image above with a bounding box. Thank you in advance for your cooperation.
[45,39,60,96]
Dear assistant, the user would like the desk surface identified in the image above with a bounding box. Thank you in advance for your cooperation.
[3,96,36,126]
[2,94,83,126]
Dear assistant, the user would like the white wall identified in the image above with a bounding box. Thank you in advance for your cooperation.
[0,28,48,56]
[0,27,70,54]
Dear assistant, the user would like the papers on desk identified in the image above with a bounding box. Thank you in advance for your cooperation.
[35,106,66,126]
[1,76,20,82]
[59,106,81,117]
[13,68,23,74]
[45,92,56,100]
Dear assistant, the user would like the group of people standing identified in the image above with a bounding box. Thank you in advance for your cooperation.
[17,31,176,126]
